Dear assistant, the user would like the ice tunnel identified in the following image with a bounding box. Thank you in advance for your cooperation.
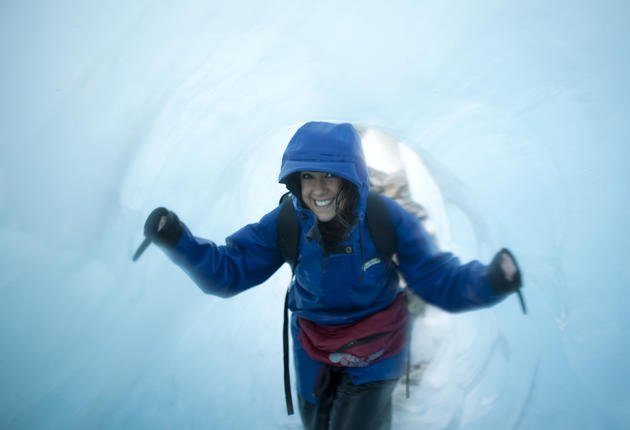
[1,1,629,429]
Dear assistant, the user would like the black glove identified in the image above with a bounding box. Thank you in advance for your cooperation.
[144,207,184,249]
[487,248,522,294]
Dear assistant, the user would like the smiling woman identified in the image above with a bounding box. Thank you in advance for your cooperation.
[140,121,523,430]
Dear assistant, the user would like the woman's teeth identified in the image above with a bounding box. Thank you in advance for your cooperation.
[315,199,332,207]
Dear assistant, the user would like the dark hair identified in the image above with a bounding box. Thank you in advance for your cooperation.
[333,179,360,229]
[317,178,360,253]
[282,172,301,198]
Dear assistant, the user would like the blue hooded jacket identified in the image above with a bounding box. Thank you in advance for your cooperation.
[165,121,506,403]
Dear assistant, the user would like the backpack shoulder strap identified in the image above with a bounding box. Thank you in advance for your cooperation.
[277,192,298,415]
[277,192,300,273]
[365,191,397,264]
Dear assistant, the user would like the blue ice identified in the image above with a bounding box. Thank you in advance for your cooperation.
[1,1,629,429]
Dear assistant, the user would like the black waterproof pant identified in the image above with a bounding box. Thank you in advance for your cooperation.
[298,367,399,430]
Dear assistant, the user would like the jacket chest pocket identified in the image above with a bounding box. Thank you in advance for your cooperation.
[359,257,390,288]
[321,254,371,308]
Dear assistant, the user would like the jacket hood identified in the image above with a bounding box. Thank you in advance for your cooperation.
[278,122,370,213]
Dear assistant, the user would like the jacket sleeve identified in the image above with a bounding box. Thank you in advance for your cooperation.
[382,196,506,312]
[163,205,285,297]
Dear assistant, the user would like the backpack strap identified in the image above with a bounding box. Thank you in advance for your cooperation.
[365,192,411,395]
[277,192,299,415]
[283,290,294,415]
[365,191,397,264]
[278,191,396,269]
[277,192,300,273]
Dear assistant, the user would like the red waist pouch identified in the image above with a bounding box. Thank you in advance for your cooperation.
[298,293,410,368]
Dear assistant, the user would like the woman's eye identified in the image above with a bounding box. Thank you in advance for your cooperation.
[325,173,335,178]
[301,173,313,180]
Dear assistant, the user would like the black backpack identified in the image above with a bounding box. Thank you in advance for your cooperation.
[276,191,398,415]
[277,191,397,271]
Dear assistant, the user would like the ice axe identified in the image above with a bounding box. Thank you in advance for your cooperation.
[132,209,172,262]
[132,237,152,262]
[494,248,527,315]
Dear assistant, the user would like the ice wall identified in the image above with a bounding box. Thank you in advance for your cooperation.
[1,1,629,429]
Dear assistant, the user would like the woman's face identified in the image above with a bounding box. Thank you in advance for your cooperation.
[300,171,342,222]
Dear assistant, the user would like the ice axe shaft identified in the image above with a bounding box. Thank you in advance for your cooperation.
[517,289,527,315]
[132,237,152,262]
